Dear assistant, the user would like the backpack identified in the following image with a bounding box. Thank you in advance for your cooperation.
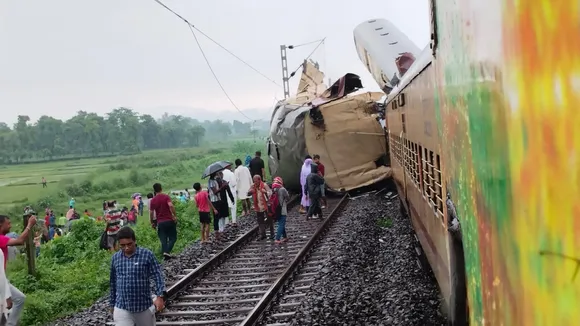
[267,188,282,220]
[99,231,109,250]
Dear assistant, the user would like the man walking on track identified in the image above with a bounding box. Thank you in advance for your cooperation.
[110,227,166,326]
[149,183,178,260]
[248,175,274,240]
[221,166,237,226]
[235,158,253,216]
[0,214,37,326]
[249,151,265,180]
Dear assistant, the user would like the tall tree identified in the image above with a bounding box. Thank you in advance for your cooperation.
[0,108,212,164]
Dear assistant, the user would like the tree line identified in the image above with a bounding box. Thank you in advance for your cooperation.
[0,108,259,164]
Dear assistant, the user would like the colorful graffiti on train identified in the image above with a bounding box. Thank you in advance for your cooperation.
[434,0,580,325]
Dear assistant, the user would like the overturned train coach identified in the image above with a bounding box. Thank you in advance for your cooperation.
[267,61,391,193]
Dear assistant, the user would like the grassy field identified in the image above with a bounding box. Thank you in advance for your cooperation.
[0,140,262,325]
[0,140,259,222]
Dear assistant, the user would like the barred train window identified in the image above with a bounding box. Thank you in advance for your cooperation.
[434,154,443,214]
[421,148,444,217]
[413,143,420,185]
[422,147,431,199]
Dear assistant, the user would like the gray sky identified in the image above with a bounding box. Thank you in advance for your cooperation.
[0,0,429,125]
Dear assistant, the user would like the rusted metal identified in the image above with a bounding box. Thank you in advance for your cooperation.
[239,193,349,326]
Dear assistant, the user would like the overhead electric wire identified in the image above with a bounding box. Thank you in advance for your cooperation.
[187,25,254,121]
[153,0,281,88]
[153,0,258,121]
[288,38,326,79]
[287,39,325,49]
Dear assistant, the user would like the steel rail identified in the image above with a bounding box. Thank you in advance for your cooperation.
[239,193,349,326]
[166,194,300,300]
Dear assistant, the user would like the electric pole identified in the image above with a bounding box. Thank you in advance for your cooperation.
[280,45,290,99]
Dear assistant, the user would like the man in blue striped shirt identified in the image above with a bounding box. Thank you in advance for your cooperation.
[110,227,166,326]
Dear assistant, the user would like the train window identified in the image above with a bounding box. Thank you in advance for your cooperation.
[434,154,443,215]
[380,33,390,36]
[375,27,384,31]
[413,143,420,186]
[422,147,432,199]
[429,0,438,55]
[429,151,437,209]
[401,114,406,133]
[418,144,424,192]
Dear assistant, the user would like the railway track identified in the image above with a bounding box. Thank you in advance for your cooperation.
[150,194,348,326]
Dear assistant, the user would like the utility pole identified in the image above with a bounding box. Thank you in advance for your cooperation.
[280,45,290,99]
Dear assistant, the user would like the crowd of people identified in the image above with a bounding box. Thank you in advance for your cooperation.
[0,151,328,325]
[107,150,327,325]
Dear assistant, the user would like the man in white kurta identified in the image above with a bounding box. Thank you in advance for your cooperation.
[234,158,253,217]
[221,167,237,225]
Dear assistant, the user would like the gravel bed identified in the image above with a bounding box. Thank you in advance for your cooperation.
[47,214,257,326]
[290,192,447,326]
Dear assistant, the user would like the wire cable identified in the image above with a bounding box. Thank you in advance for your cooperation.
[287,39,325,49]
[187,25,254,121]
[153,0,281,88]
[288,38,326,79]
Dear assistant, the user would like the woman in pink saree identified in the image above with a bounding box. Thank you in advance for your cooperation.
[299,157,313,214]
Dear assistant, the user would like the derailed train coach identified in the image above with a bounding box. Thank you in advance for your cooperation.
[267,61,392,193]
[356,6,580,325]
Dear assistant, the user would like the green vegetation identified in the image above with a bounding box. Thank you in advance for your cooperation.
[377,216,393,228]
[0,141,262,325]
[0,108,263,164]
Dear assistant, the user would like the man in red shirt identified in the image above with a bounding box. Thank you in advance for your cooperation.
[0,214,37,326]
[313,154,327,208]
[149,183,177,260]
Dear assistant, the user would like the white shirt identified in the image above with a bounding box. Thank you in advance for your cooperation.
[235,165,253,200]
[221,169,237,207]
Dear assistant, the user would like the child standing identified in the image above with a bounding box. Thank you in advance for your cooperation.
[193,183,217,243]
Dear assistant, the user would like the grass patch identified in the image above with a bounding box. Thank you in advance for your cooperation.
[377,217,393,228]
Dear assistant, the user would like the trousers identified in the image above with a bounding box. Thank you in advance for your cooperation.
[113,307,156,326]
[256,212,274,239]
[275,215,287,241]
[307,196,322,218]
[6,283,25,326]
[157,220,177,254]
[229,203,237,224]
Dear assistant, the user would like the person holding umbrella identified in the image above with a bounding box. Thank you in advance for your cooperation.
[203,161,233,241]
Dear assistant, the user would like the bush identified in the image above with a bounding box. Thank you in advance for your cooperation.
[7,147,249,325]
[13,198,202,325]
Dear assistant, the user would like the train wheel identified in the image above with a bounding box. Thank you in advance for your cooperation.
[447,233,469,326]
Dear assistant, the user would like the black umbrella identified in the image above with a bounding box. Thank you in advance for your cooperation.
[202,161,232,179]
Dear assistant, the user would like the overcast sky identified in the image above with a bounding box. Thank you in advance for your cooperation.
[0,0,429,125]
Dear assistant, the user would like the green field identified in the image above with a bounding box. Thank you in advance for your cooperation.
[0,141,262,325]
